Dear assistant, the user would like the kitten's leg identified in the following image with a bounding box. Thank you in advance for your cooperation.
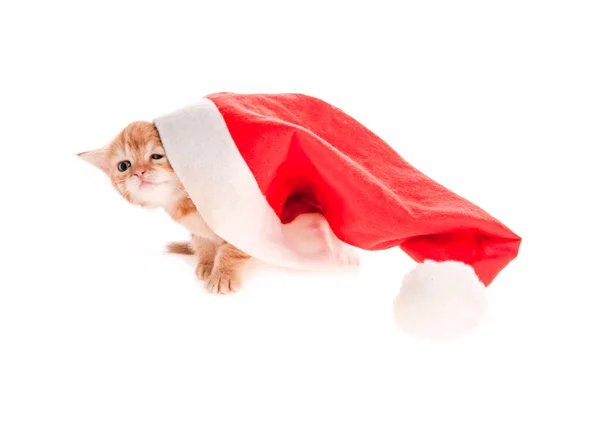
[191,235,220,281]
[206,243,252,294]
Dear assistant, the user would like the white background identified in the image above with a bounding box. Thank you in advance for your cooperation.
[1,1,599,421]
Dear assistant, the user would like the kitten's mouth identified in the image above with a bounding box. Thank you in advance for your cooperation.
[139,180,164,188]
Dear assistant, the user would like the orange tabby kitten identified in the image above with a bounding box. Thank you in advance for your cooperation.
[78,121,251,294]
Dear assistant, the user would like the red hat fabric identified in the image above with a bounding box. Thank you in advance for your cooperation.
[153,92,521,339]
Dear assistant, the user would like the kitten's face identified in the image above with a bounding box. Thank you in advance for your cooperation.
[78,121,183,208]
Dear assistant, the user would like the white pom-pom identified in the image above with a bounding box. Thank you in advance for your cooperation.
[393,260,487,340]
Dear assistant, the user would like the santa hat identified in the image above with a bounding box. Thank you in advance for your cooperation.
[153,92,521,340]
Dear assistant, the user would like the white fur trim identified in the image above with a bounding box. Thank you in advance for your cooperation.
[153,99,359,271]
[393,260,487,340]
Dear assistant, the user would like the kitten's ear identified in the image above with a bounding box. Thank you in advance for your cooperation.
[77,147,109,173]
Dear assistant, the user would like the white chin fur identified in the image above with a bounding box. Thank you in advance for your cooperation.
[128,180,176,207]
[393,260,487,340]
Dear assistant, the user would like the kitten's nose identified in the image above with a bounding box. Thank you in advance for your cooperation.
[135,170,146,177]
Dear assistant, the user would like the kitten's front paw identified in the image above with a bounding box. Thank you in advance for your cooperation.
[195,262,213,281]
[206,272,242,295]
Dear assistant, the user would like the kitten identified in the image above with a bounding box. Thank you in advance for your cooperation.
[78,121,251,294]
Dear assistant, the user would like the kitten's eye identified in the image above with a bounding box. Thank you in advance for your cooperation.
[117,161,131,172]
[151,154,164,160]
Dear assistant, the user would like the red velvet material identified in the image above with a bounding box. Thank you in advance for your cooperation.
[207,92,521,286]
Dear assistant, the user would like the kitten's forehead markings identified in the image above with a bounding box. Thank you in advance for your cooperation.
[113,144,128,162]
